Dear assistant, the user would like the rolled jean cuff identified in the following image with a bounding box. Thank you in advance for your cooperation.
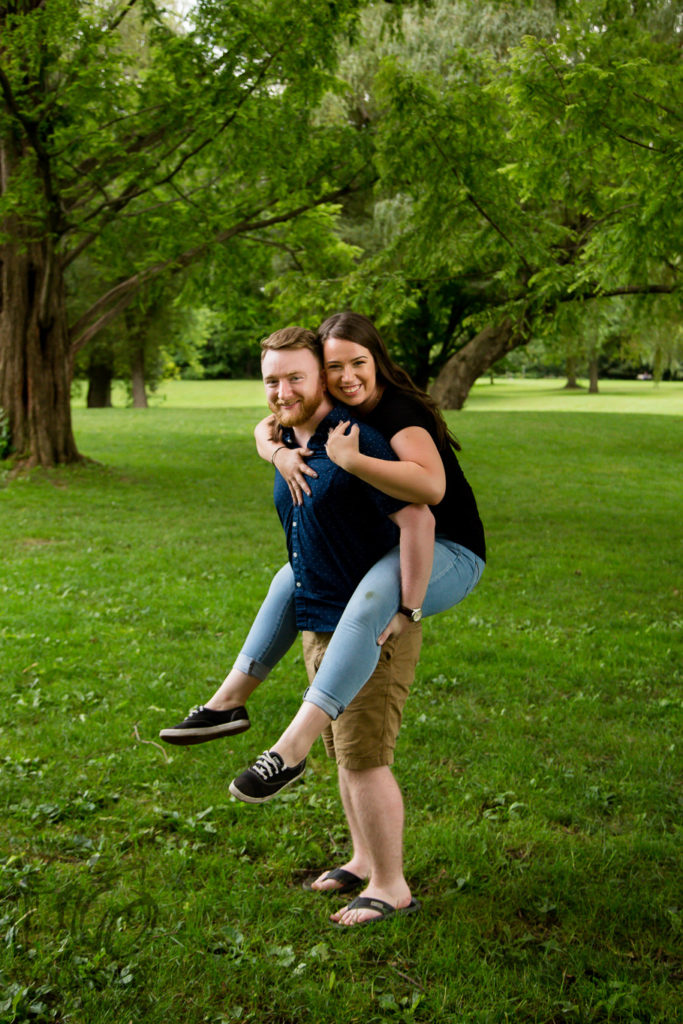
[233,652,271,682]
[302,685,343,720]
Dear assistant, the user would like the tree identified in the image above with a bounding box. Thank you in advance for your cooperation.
[381,0,681,405]
[0,0,374,465]
[268,0,679,406]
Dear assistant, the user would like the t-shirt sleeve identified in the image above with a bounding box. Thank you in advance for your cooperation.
[372,392,435,439]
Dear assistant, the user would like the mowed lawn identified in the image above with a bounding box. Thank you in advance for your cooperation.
[1,382,681,1024]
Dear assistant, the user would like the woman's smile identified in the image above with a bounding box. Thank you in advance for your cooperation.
[324,337,383,413]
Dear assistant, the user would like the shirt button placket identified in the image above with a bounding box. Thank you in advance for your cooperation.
[293,519,302,587]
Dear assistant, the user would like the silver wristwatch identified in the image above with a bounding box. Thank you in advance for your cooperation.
[399,605,423,623]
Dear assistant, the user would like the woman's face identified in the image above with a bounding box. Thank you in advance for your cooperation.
[323,336,382,413]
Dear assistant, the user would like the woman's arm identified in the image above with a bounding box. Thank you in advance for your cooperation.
[380,503,435,643]
[325,422,446,505]
[254,415,318,506]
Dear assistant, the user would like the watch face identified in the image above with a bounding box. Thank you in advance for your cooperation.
[413,609,423,622]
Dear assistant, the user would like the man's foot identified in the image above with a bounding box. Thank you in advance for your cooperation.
[330,895,420,927]
[302,867,365,895]
[229,751,306,804]
[159,705,250,745]
[330,884,418,927]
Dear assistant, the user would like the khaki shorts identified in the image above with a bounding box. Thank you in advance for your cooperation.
[301,623,422,771]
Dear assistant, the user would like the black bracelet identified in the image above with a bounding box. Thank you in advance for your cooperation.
[271,445,286,465]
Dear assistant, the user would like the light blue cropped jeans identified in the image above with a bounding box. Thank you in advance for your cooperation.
[233,537,484,719]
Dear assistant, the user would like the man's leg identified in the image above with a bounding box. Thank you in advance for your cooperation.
[309,763,372,891]
[303,625,422,923]
[328,765,412,924]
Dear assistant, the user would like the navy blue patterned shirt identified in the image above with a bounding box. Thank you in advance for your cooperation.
[275,404,406,631]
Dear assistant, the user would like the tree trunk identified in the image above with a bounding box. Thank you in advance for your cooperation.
[563,355,581,389]
[588,356,599,394]
[130,346,148,408]
[0,227,80,467]
[86,364,113,408]
[430,318,523,409]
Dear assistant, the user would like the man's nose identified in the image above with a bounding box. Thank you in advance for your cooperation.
[278,380,294,401]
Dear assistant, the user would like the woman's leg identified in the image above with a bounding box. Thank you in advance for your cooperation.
[206,562,298,709]
[160,563,299,743]
[269,541,483,766]
[305,540,483,718]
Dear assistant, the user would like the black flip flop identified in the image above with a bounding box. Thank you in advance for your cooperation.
[302,868,364,895]
[331,895,421,927]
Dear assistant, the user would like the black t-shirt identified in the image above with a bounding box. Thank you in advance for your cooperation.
[362,388,486,561]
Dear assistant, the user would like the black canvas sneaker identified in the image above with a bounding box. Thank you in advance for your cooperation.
[159,705,250,745]
[229,751,306,803]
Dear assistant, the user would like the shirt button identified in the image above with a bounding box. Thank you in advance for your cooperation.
[293,552,298,558]
[296,582,301,588]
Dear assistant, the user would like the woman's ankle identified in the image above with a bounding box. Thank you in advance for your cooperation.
[205,697,244,711]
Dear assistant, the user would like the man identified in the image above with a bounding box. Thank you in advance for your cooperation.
[163,326,433,925]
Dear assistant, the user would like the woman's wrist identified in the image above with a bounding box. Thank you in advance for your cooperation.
[271,445,287,465]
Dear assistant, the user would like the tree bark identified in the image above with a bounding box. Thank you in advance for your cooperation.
[86,364,113,408]
[430,318,523,409]
[130,346,148,408]
[563,355,581,389]
[588,355,599,394]
[0,226,80,466]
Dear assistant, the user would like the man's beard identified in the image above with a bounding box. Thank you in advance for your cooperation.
[269,386,325,428]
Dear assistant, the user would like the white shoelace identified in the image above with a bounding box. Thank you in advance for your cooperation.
[251,751,283,780]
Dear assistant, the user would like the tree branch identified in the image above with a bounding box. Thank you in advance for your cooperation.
[69,176,366,352]
[599,122,665,153]
[237,232,306,272]
[61,25,289,216]
[101,0,141,34]
[631,91,682,121]
[561,283,677,303]
[0,63,63,234]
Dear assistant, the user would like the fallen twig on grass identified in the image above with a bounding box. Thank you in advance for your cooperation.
[133,724,171,763]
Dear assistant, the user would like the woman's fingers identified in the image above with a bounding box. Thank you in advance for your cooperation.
[377,613,409,645]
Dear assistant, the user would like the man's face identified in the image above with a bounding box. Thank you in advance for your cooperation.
[262,346,326,428]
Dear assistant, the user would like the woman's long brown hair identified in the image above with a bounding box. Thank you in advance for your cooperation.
[317,312,461,452]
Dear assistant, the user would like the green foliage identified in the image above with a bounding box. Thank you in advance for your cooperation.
[266,0,681,388]
[0,407,10,460]
[1,0,375,341]
[1,387,681,1022]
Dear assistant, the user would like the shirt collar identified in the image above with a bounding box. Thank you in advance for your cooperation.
[281,404,351,449]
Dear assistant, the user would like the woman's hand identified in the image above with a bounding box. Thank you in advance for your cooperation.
[377,612,410,645]
[325,420,360,472]
[261,413,281,444]
[273,446,317,506]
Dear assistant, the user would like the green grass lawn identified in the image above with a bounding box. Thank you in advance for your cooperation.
[1,387,681,1023]
[71,376,683,416]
